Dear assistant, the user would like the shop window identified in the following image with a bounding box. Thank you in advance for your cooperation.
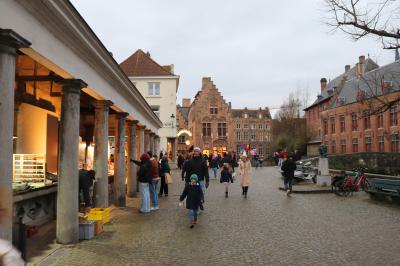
[378,135,385,152]
[330,117,335,134]
[365,136,372,152]
[340,115,345,132]
[390,106,398,126]
[202,123,211,137]
[363,111,371,130]
[377,113,384,128]
[236,145,241,154]
[352,138,358,153]
[148,82,160,96]
[217,123,227,137]
[351,113,358,131]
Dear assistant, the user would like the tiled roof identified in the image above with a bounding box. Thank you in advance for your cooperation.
[119,49,174,77]
[177,105,189,120]
[332,60,400,108]
[304,58,379,111]
[231,108,272,119]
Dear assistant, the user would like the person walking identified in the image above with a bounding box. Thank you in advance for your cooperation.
[177,153,184,170]
[184,147,209,195]
[210,154,219,179]
[159,155,171,197]
[220,163,234,198]
[238,153,252,198]
[281,156,297,196]
[149,153,160,210]
[179,174,204,228]
[133,153,152,213]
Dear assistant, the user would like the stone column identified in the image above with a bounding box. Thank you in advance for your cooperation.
[127,120,138,197]
[144,129,151,153]
[93,100,112,208]
[149,132,155,154]
[57,79,87,244]
[0,29,30,241]
[139,126,146,155]
[114,113,128,207]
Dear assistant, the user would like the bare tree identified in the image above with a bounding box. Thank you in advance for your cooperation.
[325,0,400,49]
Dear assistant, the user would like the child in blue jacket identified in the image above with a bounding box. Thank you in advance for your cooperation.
[179,174,204,228]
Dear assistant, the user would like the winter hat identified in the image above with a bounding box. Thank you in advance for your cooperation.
[140,153,150,161]
[242,152,248,157]
[193,147,201,152]
[190,174,198,182]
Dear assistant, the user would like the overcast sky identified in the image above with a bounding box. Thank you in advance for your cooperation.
[71,0,394,114]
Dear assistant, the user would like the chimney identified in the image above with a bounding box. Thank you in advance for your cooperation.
[395,49,399,61]
[355,63,360,79]
[320,78,327,92]
[170,64,174,74]
[146,51,151,57]
[202,77,211,86]
[229,102,232,109]
[182,98,191,108]
[359,55,365,75]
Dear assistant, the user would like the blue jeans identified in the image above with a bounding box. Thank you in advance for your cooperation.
[199,180,206,196]
[150,180,159,208]
[139,182,150,213]
[211,167,218,179]
[188,209,198,222]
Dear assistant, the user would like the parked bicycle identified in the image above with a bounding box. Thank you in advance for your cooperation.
[332,167,370,196]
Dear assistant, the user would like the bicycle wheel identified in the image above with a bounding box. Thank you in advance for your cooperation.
[361,179,370,191]
[333,184,346,196]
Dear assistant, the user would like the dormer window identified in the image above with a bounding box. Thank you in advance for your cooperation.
[210,107,218,115]
[244,113,248,118]
[258,113,262,119]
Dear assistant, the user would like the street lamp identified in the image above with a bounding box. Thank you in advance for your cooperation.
[170,114,175,128]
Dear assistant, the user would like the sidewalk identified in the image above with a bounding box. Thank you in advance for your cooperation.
[278,182,332,194]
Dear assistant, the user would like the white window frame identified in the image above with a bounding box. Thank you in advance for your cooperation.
[148,82,160,96]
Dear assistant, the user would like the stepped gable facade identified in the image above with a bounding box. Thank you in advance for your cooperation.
[177,77,273,158]
[188,77,233,155]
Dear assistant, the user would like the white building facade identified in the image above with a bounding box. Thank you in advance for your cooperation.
[120,50,179,162]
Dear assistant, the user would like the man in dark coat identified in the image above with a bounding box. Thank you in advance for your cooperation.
[281,156,297,196]
[184,147,209,193]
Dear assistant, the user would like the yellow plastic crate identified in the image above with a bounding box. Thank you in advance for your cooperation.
[87,208,111,224]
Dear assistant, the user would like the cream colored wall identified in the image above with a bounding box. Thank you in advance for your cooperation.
[130,77,178,152]
[16,103,59,155]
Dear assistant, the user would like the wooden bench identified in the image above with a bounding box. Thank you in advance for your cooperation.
[366,178,400,202]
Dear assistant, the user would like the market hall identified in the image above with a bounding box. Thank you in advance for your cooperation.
[0,0,162,246]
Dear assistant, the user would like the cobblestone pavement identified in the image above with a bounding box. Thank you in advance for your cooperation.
[37,167,400,266]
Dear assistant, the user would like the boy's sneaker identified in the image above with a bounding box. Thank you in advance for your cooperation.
[286,189,291,196]
[153,206,159,211]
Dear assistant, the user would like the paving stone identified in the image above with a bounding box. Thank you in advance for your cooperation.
[36,167,400,266]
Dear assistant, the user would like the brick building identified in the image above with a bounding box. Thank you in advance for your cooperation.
[305,54,400,156]
[177,77,272,158]
[231,108,272,158]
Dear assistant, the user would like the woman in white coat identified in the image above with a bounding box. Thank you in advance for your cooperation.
[238,153,252,198]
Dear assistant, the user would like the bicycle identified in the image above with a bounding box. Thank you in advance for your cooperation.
[332,167,370,197]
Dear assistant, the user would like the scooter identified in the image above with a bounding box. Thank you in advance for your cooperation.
[293,161,317,184]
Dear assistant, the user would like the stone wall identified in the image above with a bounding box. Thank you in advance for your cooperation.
[328,152,400,176]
